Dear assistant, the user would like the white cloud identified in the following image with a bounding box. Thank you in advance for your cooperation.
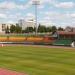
[55,2,75,8]
[39,19,55,26]
[24,1,33,9]
[0,1,28,10]
[0,13,7,18]
[40,11,75,27]
[44,11,75,20]
[32,0,56,9]
[26,13,34,17]
[7,20,16,24]
[0,1,17,9]
[0,0,75,27]
[0,0,56,10]
[70,13,75,18]
[43,11,64,19]
[38,5,44,9]
[25,13,35,21]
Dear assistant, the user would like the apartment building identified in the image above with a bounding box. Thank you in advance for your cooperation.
[0,23,15,33]
[18,19,35,30]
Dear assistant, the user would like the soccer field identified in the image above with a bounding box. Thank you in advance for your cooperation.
[0,46,75,75]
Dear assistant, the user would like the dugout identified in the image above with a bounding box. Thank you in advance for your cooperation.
[52,31,75,46]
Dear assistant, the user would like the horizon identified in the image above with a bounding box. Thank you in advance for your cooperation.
[0,0,75,27]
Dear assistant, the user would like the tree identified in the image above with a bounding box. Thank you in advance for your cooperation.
[10,25,16,33]
[25,27,34,33]
[58,27,64,31]
[46,27,52,32]
[22,30,26,33]
[51,26,57,32]
[5,26,10,33]
[38,24,46,33]
[28,27,34,32]
[15,24,22,33]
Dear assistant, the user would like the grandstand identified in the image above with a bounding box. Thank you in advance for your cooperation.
[53,31,75,46]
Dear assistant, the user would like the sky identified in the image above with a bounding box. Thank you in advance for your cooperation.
[0,0,75,27]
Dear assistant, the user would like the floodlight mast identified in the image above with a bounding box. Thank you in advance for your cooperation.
[32,0,40,36]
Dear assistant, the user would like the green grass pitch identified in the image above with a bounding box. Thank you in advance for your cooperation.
[0,46,75,75]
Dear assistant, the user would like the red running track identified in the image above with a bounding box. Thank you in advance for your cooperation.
[0,68,27,75]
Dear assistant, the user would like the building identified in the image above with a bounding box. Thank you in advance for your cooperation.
[0,19,35,33]
[52,31,75,46]
[55,31,75,39]
[65,26,72,32]
[18,19,25,27]
[0,23,7,33]
[65,26,75,32]
[72,28,75,32]
[0,23,16,33]
[18,19,35,30]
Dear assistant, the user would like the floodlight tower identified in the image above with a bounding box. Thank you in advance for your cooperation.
[32,0,40,36]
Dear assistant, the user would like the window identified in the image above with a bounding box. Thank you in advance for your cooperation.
[2,24,6,31]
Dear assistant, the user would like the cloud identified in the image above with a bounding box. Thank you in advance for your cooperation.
[38,19,55,27]
[0,0,75,27]
[0,0,55,10]
[25,13,35,21]
[0,1,28,10]
[55,2,75,8]
[44,11,75,20]
[0,1,17,9]
[32,0,56,9]
[40,11,75,27]
[70,13,75,18]
[38,5,44,9]
[0,13,7,18]
[7,20,16,24]
[24,0,32,9]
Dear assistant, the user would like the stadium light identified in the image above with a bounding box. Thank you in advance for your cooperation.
[32,0,40,36]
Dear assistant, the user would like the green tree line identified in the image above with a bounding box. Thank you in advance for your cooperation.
[5,24,64,34]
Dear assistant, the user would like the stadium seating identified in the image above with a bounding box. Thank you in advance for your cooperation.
[53,39,73,46]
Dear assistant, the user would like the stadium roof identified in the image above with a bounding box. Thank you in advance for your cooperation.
[57,31,75,35]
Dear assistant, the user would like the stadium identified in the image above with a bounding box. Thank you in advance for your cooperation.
[0,31,75,47]
[0,31,75,75]
[0,0,75,75]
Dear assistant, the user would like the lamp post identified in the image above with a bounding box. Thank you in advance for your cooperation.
[32,0,40,36]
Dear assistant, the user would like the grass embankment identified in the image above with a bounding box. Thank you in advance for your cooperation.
[0,46,75,75]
